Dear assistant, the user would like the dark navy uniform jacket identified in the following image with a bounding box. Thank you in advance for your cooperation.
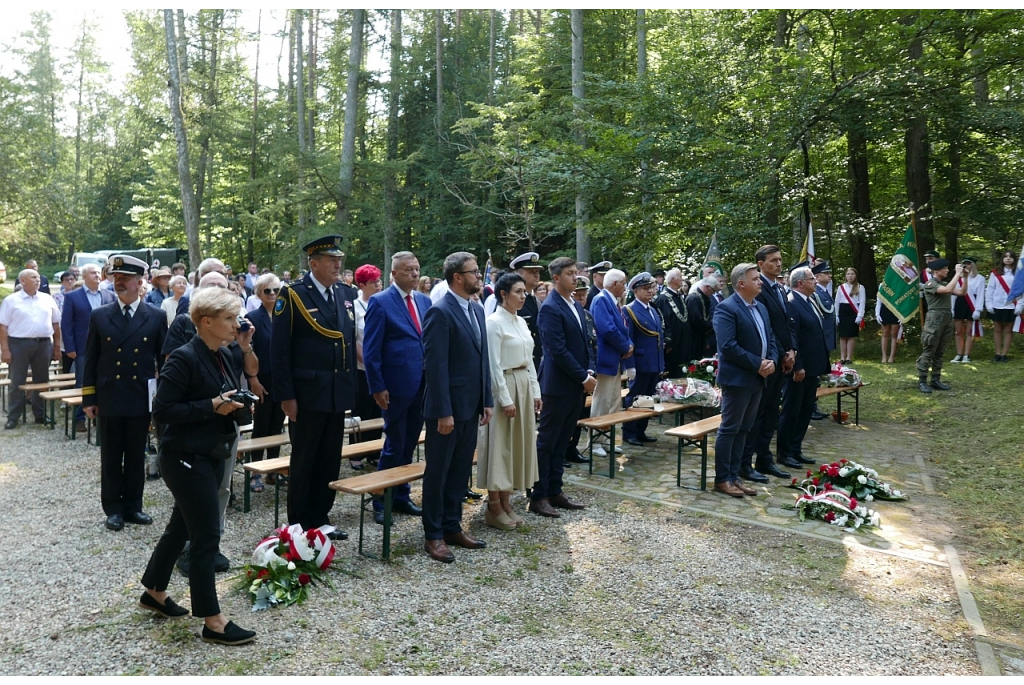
[271,273,356,414]
[82,300,167,416]
[517,292,542,369]
[623,300,665,374]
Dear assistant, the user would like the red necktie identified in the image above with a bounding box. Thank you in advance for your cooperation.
[407,294,421,334]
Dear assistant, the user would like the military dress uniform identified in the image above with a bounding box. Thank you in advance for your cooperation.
[621,273,666,445]
[584,261,612,311]
[510,251,545,369]
[271,236,357,533]
[653,284,689,377]
[82,255,167,530]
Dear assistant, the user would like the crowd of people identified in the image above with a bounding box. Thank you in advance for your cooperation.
[0,240,1020,645]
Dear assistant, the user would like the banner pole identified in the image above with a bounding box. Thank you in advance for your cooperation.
[910,204,924,330]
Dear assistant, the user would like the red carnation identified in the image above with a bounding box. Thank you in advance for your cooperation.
[840,459,848,464]
[791,478,797,485]
[306,529,319,541]
[806,470,812,477]
[850,498,858,509]
[257,568,269,579]
[688,365,696,373]
[819,465,828,473]
[825,512,836,523]
[825,483,833,491]
[298,573,311,586]
[812,477,820,486]
[828,466,840,477]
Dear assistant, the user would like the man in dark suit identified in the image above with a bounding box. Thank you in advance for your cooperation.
[622,272,665,446]
[810,260,837,420]
[271,236,355,541]
[742,246,801,481]
[778,266,831,464]
[654,268,690,378]
[510,251,545,369]
[83,255,167,531]
[61,263,115,432]
[421,252,493,563]
[532,257,597,518]
[711,263,778,498]
[363,251,431,525]
[686,277,718,362]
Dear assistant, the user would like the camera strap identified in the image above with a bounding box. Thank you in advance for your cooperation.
[214,348,238,392]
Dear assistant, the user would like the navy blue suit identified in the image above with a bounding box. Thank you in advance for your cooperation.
[245,305,286,462]
[778,291,830,461]
[61,286,115,420]
[421,292,492,539]
[712,293,777,485]
[622,301,665,441]
[534,292,594,502]
[363,285,431,506]
[815,284,837,352]
[271,273,357,529]
[744,275,796,472]
[82,299,167,517]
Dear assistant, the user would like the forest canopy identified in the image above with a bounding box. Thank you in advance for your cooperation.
[2,9,1023,290]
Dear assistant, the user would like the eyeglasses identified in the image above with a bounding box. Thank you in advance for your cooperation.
[457,269,482,276]
[262,288,280,295]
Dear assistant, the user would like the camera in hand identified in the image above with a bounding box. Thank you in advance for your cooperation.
[229,389,259,425]
[237,316,251,333]
[229,389,259,407]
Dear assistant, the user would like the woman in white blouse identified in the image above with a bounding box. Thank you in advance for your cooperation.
[477,273,542,530]
[950,257,986,364]
[985,250,1018,362]
[836,268,866,365]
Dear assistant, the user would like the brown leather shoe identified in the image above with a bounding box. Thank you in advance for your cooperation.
[549,493,585,510]
[733,480,757,496]
[528,498,561,518]
[443,531,487,549]
[424,539,455,563]
[714,481,745,498]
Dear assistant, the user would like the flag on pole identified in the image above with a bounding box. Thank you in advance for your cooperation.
[799,222,816,264]
[484,250,493,284]
[703,231,724,276]
[877,225,921,324]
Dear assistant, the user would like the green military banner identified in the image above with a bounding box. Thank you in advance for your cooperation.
[878,225,921,324]
[703,230,724,276]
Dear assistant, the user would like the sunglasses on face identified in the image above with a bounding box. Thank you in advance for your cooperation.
[263,288,280,295]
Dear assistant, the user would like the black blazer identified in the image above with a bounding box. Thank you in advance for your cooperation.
[787,292,830,377]
[755,274,795,355]
[537,292,593,397]
[154,335,240,448]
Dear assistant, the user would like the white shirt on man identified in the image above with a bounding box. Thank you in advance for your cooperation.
[0,289,61,338]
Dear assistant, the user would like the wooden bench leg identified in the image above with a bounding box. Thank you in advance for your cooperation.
[854,388,860,425]
[608,424,616,479]
[273,477,283,528]
[676,436,683,488]
[243,469,251,514]
[382,486,393,561]
[700,436,708,491]
[358,493,369,558]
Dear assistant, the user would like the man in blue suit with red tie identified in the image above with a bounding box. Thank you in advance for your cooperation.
[363,251,431,524]
[531,257,597,518]
[711,263,778,498]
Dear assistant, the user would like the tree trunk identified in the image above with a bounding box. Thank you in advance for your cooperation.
[307,10,317,151]
[249,10,261,265]
[295,10,307,234]
[905,26,935,255]
[765,10,788,229]
[847,126,878,295]
[195,9,221,250]
[383,9,401,282]
[571,9,589,263]
[176,10,188,89]
[164,9,202,267]
[638,9,651,271]
[336,9,364,228]
[488,10,495,106]
[435,10,443,144]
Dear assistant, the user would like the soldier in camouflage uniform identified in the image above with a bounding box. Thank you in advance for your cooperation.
[917,259,967,394]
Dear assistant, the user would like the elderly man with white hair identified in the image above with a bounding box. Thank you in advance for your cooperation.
[654,268,691,377]
[588,268,635,457]
[687,275,720,363]
[0,269,62,429]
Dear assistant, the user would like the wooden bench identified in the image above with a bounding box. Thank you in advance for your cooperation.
[664,414,723,491]
[816,383,862,425]
[39,387,84,431]
[330,462,427,561]
[14,379,77,424]
[577,408,659,478]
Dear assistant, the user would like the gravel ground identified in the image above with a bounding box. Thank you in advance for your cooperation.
[0,421,979,675]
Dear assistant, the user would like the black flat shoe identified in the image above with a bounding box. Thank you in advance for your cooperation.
[105,514,124,531]
[326,529,348,541]
[4,418,18,430]
[373,510,385,525]
[124,511,153,525]
[214,552,231,573]
[624,437,644,447]
[777,457,803,469]
[738,469,769,484]
[565,452,591,464]
[464,489,483,501]
[139,592,189,618]
[201,621,256,646]
[760,464,791,479]
[638,434,658,443]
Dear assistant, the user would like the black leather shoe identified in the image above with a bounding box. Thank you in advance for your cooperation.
[919,382,933,394]
[809,411,828,421]
[930,379,951,391]
[34,416,47,425]
[638,434,658,443]
[738,468,769,484]
[201,621,257,646]
[326,529,348,541]
[124,511,153,526]
[792,454,815,465]
[760,464,791,479]
[565,452,591,464]
[392,500,423,516]
[214,552,231,573]
[373,510,385,525]
[105,514,124,531]
[777,457,803,469]
[624,437,644,447]
[4,418,18,430]
[464,489,483,501]
[139,592,189,618]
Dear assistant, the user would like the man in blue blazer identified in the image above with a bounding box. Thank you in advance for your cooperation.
[778,266,831,465]
[531,257,597,518]
[590,268,634,456]
[421,252,493,563]
[711,264,778,498]
[622,272,665,446]
[61,263,115,430]
[363,251,431,523]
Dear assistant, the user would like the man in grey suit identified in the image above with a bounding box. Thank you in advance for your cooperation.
[421,252,494,563]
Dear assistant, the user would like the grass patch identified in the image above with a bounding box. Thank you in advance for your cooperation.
[848,328,1024,639]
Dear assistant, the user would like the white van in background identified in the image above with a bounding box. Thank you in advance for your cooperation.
[70,252,108,269]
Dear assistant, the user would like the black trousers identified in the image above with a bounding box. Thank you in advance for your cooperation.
[422,416,477,539]
[743,366,785,471]
[100,414,151,516]
[287,409,345,529]
[142,450,224,617]
[533,391,585,501]
[249,398,286,461]
[777,376,819,461]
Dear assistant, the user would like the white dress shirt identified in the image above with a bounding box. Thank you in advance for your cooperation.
[0,290,61,338]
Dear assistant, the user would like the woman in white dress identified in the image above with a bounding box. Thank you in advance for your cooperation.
[950,257,986,364]
[477,273,542,530]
